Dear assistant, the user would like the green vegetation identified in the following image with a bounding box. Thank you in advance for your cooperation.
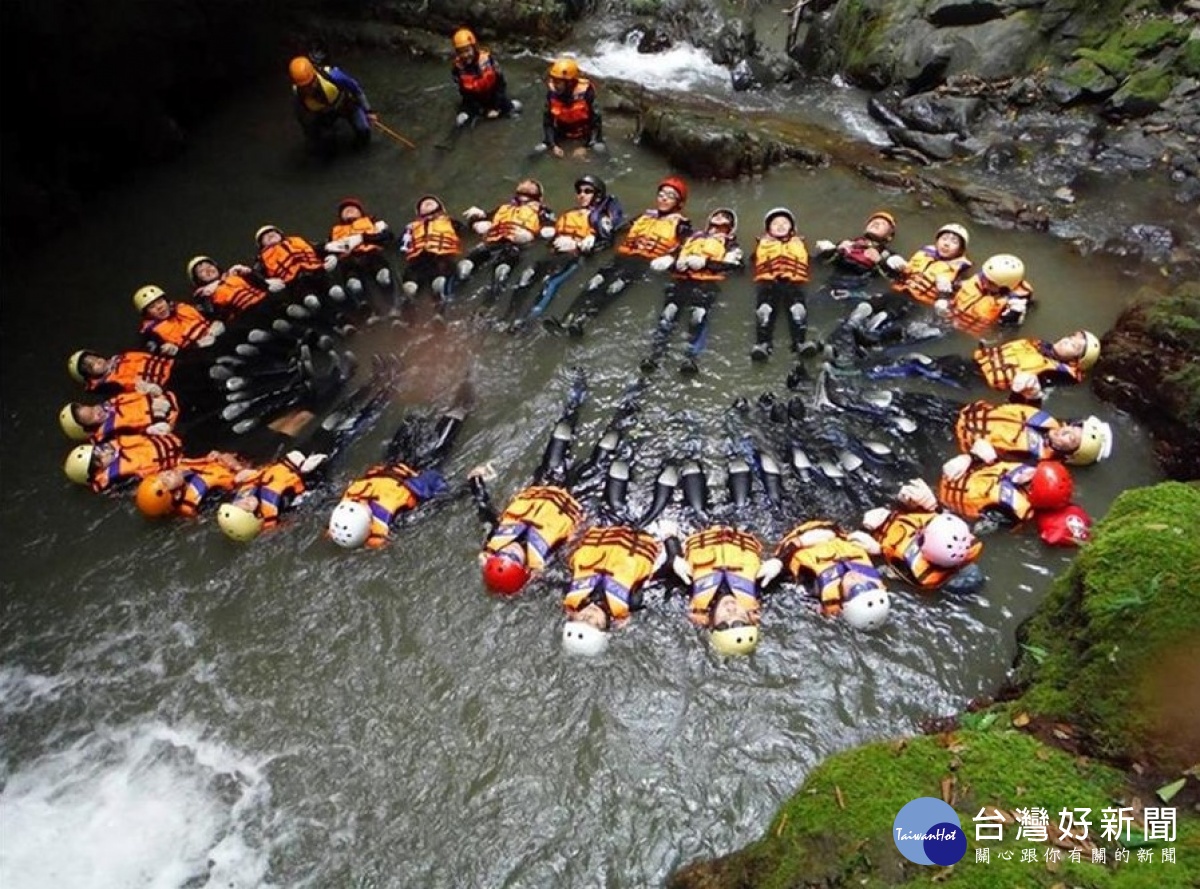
[1143,283,1200,353]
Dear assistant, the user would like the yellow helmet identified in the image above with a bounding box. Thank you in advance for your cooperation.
[548,58,580,81]
[1066,416,1113,466]
[936,223,970,248]
[1078,330,1101,370]
[59,404,89,441]
[64,445,95,485]
[255,225,282,245]
[133,284,166,313]
[981,254,1025,289]
[710,623,759,656]
[217,504,263,542]
[67,350,96,384]
[289,56,316,86]
[866,210,897,232]
[452,28,477,50]
[186,255,217,283]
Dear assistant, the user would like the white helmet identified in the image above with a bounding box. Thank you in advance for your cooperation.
[328,499,372,548]
[561,620,609,656]
[919,513,976,567]
[1066,416,1113,466]
[842,582,890,631]
[936,223,970,249]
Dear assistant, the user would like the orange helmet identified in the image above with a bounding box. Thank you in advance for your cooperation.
[548,58,580,81]
[866,210,896,233]
[482,551,530,597]
[452,28,477,50]
[136,476,177,518]
[289,56,316,86]
[658,176,688,204]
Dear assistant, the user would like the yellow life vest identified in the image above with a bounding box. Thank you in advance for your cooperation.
[674,233,733,281]
[486,202,543,244]
[938,461,1033,522]
[973,339,1083,391]
[776,521,881,615]
[564,526,660,620]
[894,247,971,305]
[753,236,810,283]
[296,71,343,113]
[617,212,685,259]
[344,464,421,547]
[874,511,980,590]
[405,215,461,260]
[486,485,582,570]
[954,401,1059,461]
[684,526,762,621]
[554,207,595,240]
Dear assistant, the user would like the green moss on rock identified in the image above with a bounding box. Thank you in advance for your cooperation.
[1015,482,1200,771]
[1176,38,1200,78]
[1074,46,1138,78]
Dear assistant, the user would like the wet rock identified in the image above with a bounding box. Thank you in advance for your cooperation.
[1105,65,1175,119]
[710,18,756,68]
[1120,224,1176,261]
[866,91,906,130]
[1053,185,1076,204]
[925,0,1005,28]
[887,126,958,161]
[981,139,1023,171]
[730,58,778,92]
[894,22,955,92]
[1044,58,1118,105]
[1175,177,1200,205]
[896,93,982,134]
[944,15,1043,81]
[880,145,932,166]
[1093,128,1165,172]
[622,25,672,54]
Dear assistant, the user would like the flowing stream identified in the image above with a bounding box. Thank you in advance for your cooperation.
[0,43,1166,888]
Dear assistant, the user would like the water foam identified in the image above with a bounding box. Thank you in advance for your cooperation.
[569,37,731,94]
[0,718,273,889]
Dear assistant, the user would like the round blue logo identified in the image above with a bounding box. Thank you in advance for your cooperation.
[892,797,967,866]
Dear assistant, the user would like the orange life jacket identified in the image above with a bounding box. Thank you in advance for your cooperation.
[873,511,981,590]
[674,232,734,281]
[259,236,324,282]
[485,485,582,571]
[330,217,383,255]
[776,521,882,615]
[240,461,306,526]
[92,391,180,442]
[175,457,241,518]
[92,434,184,492]
[894,247,971,305]
[973,339,1083,391]
[938,461,1033,522]
[948,274,1032,335]
[617,212,686,259]
[454,50,500,97]
[139,302,213,351]
[554,207,595,240]
[683,526,763,623]
[564,526,660,622]
[88,353,175,394]
[404,214,461,260]
[954,401,1059,461]
[343,464,422,548]
[547,79,594,139]
[485,201,544,244]
[753,236,810,283]
[205,273,268,319]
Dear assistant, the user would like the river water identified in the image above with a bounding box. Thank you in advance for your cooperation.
[0,46,1165,888]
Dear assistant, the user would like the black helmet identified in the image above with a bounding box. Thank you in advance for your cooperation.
[573,174,607,202]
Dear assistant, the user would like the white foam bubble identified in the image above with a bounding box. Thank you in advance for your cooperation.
[568,37,731,94]
[0,721,273,889]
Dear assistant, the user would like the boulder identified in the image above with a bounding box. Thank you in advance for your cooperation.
[897,93,983,134]
[887,126,959,161]
[944,13,1043,81]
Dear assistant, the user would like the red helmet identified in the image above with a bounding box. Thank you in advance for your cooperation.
[337,197,365,218]
[1028,461,1073,511]
[482,551,530,596]
[658,176,688,204]
[1036,504,1092,547]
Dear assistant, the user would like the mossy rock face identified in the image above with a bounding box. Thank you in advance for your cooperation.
[1106,63,1175,117]
[668,727,1200,888]
[1015,481,1200,772]
[1092,283,1200,480]
[1176,38,1200,79]
[1074,46,1138,79]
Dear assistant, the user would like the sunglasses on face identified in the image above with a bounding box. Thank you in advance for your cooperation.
[576,186,595,195]
[658,189,679,200]
[713,619,750,632]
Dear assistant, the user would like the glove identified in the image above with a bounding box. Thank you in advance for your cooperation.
[1005,297,1028,319]
[649,255,675,272]
[266,277,286,293]
[209,321,225,337]
[540,226,557,240]
[897,478,937,511]
[671,555,694,585]
[862,507,891,531]
[151,395,173,416]
[325,238,350,254]
[846,530,882,555]
[724,248,744,265]
[885,254,908,272]
[579,235,596,253]
[756,557,783,586]
[942,454,972,481]
[814,239,836,254]
[685,254,707,271]
[553,235,577,253]
[970,439,998,464]
[1011,371,1043,400]
[345,234,364,249]
[285,450,306,468]
[935,275,954,294]
[472,220,493,235]
[159,343,179,356]
[797,527,837,548]
[134,380,163,396]
[372,220,388,233]
[455,111,470,127]
[234,468,258,484]
[229,263,252,275]
[197,335,216,348]
[467,462,497,482]
[591,141,607,154]
[299,453,328,475]
[463,207,487,222]
[934,298,951,316]
[323,255,338,271]
[533,142,549,154]
[645,518,679,540]
[510,228,534,245]
[145,422,172,436]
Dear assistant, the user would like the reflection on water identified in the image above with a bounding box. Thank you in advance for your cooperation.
[0,52,1164,887]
